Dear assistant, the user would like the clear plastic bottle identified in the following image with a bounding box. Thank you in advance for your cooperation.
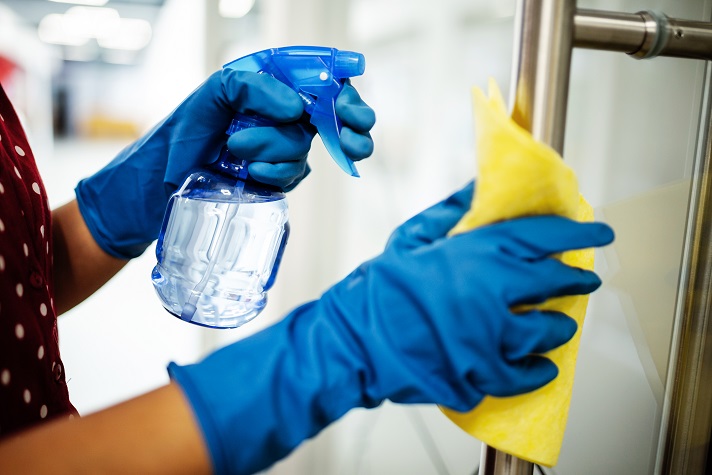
[152,156,289,329]
[152,46,365,329]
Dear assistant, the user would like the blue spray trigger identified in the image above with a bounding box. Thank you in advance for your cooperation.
[311,100,359,177]
[223,46,365,178]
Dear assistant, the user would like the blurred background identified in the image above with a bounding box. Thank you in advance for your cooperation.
[0,0,709,473]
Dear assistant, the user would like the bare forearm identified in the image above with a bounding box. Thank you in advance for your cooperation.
[52,199,128,314]
[0,383,211,475]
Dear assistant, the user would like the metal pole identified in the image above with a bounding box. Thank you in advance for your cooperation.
[480,445,539,475]
[509,0,575,155]
[480,1,575,473]
[573,9,646,54]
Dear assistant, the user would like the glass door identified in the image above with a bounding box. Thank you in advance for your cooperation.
[558,1,712,473]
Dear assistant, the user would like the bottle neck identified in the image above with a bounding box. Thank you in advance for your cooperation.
[211,116,264,181]
[212,145,249,181]
[209,146,284,195]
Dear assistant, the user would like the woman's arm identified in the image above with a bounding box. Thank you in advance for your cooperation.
[0,382,212,475]
[52,199,128,315]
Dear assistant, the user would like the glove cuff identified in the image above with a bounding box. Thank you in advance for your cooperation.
[167,301,371,475]
[75,178,152,259]
[167,362,228,475]
[74,135,171,259]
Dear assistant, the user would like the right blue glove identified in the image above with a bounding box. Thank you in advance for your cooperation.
[168,182,615,475]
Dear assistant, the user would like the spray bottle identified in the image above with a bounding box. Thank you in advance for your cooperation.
[151,46,365,329]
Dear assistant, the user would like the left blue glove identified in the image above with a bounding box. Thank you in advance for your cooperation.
[75,69,375,259]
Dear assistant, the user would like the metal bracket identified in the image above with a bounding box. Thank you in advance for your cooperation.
[574,9,712,60]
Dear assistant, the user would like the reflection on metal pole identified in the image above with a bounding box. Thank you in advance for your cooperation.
[480,1,575,472]
[509,0,575,155]
[573,9,646,54]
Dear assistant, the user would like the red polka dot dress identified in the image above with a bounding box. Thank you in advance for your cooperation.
[0,83,78,438]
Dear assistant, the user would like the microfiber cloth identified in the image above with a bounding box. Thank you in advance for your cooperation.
[441,79,595,467]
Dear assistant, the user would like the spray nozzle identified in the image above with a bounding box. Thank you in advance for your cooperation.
[223,46,366,177]
[333,50,366,78]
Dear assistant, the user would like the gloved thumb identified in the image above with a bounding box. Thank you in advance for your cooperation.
[386,181,475,251]
[222,69,305,122]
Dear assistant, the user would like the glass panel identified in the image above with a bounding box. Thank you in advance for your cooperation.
[558,0,710,473]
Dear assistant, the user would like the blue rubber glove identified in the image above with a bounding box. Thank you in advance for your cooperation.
[75,70,375,259]
[168,182,615,475]
[234,79,375,190]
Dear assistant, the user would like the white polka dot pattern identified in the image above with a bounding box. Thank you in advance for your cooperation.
[0,82,78,434]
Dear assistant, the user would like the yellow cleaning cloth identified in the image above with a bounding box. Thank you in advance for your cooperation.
[441,79,594,467]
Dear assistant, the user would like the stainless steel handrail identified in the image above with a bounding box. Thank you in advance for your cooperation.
[481,0,575,470]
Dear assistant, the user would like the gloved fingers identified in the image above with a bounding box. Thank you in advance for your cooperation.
[505,258,602,305]
[386,181,475,250]
[482,216,614,260]
[247,161,309,190]
[335,82,376,133]
[285,163,311,192]
[482,356,559,398]
[502,310,578,360]
[221,69,305,122]
[339,127,374,161]
[227,124,314,163]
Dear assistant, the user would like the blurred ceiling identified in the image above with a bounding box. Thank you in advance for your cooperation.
[0,0,166,27]
[0,0,169,64]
